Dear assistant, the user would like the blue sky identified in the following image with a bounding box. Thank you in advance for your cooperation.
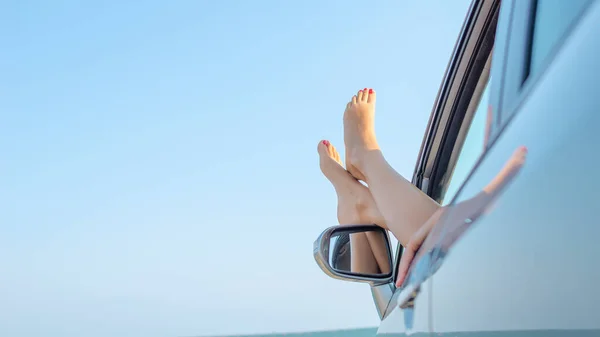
[0,1,471,336]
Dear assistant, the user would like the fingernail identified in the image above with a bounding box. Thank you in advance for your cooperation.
[369,89,373,94]
[323,140,330,146]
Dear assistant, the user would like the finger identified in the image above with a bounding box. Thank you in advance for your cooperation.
[396,247,416,287]
[395,207,446,287]
[395,220,435,287]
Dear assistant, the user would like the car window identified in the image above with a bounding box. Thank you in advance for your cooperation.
[526,0,591,82]
[393,0,500,285]
[397,68,494,284]
[393,80,493,280]
[498,0,592,129]
[441,79,491,205]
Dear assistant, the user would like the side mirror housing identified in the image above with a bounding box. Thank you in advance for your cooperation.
[313,224,394,285]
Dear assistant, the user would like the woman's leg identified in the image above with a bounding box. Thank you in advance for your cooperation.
[365,231,391,274]
[343,89,440,246]
[317,140,389,274]
[350,233,380,274]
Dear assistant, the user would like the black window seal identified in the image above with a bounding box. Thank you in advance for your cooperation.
[412,0,501,196]
[411,0,487,191]
[427,9,499,203]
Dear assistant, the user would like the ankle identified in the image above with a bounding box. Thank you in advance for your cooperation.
[357,149,385,183]
[335,190,373,225]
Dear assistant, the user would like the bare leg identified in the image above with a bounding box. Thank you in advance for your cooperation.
[343,89,440,246]
[365,231,391,274]
[350,233,380,274]
[318,140,389,274]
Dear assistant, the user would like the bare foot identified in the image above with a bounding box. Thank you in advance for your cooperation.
[318,140,386,228]
[343,88,380,182]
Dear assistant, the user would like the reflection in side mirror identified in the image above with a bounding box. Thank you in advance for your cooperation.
[314,224,394,284]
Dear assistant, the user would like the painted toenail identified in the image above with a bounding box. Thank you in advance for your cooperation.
[323,140,330,146]
[369,89,373,93]
[363,88,367,91]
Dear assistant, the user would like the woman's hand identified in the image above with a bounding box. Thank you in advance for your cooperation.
[395,207,445,287]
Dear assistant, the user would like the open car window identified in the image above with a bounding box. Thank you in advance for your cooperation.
[427,10,499,205]
[394,0,501,285]
[439,58,492,205]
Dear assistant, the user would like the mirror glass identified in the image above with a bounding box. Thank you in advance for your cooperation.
[328,227,392,278]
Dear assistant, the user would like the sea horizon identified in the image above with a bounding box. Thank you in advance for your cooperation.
[199,327,378,337]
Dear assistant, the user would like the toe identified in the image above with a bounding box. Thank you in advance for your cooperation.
[357,89,364,102]
[317,140,329,156]
[367,88,376,103]
[319,140,344,166]
[327,142,335,157]
[352,95,357,105]
[361,88,368,102]
[329,144,340,161]
[331,144,339,159]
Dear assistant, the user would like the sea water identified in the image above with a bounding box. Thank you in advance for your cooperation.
[206,329,600,337]
[206,327,378,337]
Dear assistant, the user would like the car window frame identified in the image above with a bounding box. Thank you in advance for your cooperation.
[439,59,492,205]
[393,0,503,285]
[430,36,494,205]
[498,0,595,128]
[486,0,514,143]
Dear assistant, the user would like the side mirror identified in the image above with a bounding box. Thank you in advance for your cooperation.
[313,224,394,285]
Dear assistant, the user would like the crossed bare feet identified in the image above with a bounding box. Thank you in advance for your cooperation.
[317,140,386,229]
[343,88,380,182]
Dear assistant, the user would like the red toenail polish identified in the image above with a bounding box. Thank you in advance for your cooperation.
[363,88,367,91]
[323,140,330,146]
[369,89,373,93]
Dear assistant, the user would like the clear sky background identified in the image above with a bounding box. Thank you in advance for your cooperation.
[0,1,471,336]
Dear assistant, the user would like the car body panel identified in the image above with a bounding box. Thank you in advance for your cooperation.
[429,0,600,335]
[373,0,600,336]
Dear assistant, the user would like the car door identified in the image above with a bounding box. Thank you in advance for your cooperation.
[425,0,600,336]
[376,0,501,335]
